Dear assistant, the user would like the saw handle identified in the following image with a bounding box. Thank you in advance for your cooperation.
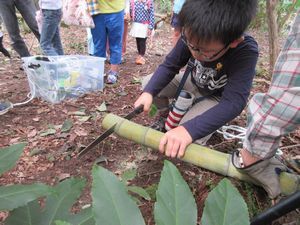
[125,104,144,120]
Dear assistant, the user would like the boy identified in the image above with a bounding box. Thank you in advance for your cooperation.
[134,0,259,158]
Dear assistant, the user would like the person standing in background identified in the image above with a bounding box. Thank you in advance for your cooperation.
[129,0,155,65]
[122,0,130,58]
[0,17,11,58]
[171,0,185,46]
[87,0,125,84]
[104,0,129,63]
[39,0,64,56]
[0,0,40,57]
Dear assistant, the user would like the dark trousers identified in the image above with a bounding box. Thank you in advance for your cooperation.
[0,0,40,57]
[136,37,147,56]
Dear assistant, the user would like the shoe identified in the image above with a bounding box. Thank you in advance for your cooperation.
[232,150,287,199]
[135,56,145,65]
[0,36,11,58]
[150,117,166,132]
[106,70,119,84]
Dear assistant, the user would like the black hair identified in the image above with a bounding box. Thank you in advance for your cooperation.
[179,0,257,45]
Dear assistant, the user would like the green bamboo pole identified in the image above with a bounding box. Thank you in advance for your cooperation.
[102,113,299,195]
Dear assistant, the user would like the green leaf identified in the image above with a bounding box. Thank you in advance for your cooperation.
[0,143,26,175]
[131,77,142,84]
[96,102,107,112]
[40,128,56,137]
[0,183,51,210]
[67,208,95,225]
[38,178,86,225]
[55,220,72,225]
[154,160,197,225]
[201,178,250,225]
[92,165,146,225]
[61,119,73,133]
[48,124,55,129]
[148,104,158,117]
[145,184,158,201]
[121,169,137,183]
[127,186,151,201]
[6,200,94,225]
[54,125,62,130]
[5,200,41,225]
[29,148,43,157]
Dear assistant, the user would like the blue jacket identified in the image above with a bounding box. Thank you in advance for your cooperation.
[144,35,259,140]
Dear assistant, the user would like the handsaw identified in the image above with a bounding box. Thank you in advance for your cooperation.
[78,105,144,157]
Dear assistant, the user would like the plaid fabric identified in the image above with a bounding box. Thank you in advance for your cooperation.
[86,0,100,15]
[243,11,300,158]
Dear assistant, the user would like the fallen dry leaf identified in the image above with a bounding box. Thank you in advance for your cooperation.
[58,173,71,181]
[74,127,88,136]
[27,129,37,138]
[9,137,21,144]
[32,117,40,122]
[69,133,77,142]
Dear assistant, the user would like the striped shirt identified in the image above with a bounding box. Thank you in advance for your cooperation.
[243,11,300,158]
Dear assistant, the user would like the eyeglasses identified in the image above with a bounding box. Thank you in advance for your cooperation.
[181,30,229,61]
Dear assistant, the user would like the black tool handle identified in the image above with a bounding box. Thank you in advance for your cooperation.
[124,104,144,120]
[250,191,300,225]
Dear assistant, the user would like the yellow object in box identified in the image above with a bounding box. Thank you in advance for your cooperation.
[64,71,80,88]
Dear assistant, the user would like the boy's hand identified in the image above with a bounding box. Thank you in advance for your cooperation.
[134,92,153,112]
[159,126,192,158]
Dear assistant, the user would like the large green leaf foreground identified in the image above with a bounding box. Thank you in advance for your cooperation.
[102,113,300,196]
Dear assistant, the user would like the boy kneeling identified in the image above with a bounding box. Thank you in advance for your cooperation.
[134,0,259,157]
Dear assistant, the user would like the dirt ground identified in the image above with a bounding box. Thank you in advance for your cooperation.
[0,23,299,224]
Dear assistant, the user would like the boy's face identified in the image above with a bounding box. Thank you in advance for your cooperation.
[181,29,230,62]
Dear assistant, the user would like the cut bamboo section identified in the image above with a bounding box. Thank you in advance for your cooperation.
[102,113,299,196]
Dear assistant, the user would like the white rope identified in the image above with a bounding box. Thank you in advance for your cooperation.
[217,125,283,155]
[217,125,247,140]
[0,69,36,115]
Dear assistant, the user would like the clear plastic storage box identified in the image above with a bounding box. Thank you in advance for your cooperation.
[22,55,105,103]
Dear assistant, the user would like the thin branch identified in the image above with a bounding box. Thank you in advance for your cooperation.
[279,0,297,30]
[280,143,300,150]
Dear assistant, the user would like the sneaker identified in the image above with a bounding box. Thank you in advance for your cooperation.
[0,36,11,58]
[150,117,166,132]
[135,56,145,65]
[106,70,119,84]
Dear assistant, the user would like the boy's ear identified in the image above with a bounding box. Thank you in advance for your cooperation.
[229,36,244,48]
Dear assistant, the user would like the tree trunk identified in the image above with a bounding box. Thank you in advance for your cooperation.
[102,113,300,196]
[266,0,279,74]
